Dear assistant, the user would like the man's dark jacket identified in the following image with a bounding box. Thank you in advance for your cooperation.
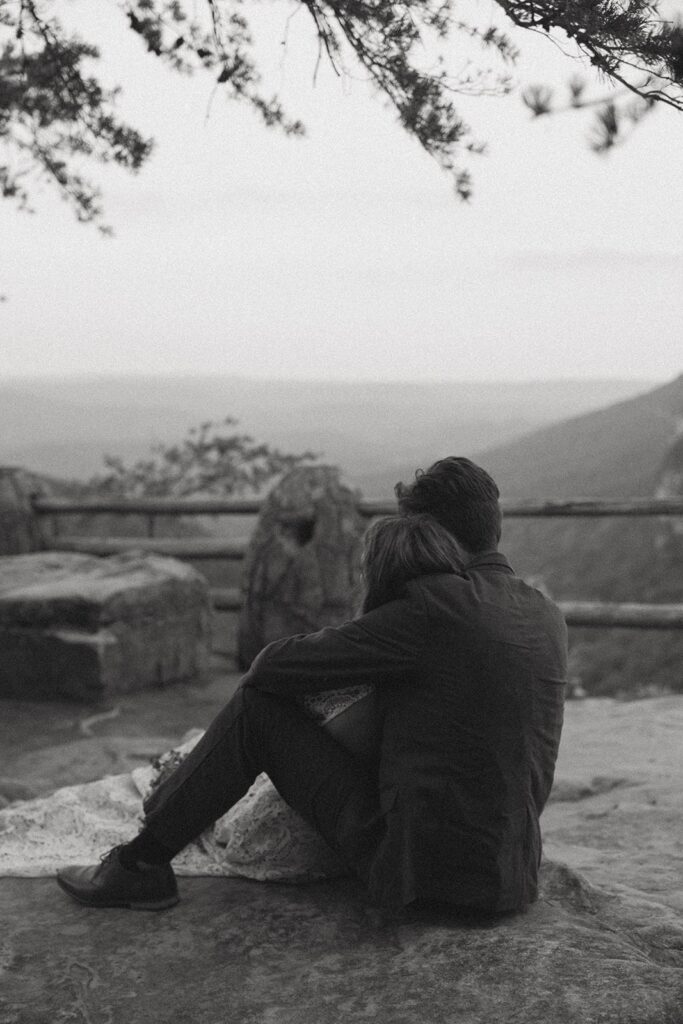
[245,552,567,912]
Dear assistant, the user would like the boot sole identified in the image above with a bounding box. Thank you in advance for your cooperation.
[56,875,179,911]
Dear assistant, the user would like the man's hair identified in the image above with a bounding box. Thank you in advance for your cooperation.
[395,456,501,554]
[361,513,465,613]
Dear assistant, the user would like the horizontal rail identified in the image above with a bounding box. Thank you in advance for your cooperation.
[31,496,683,518]
[558,601,683,630]
[43,538,683,629]
[498,498,683,517]
[33,497,265,516]
[209,590,683,630]
[50,536,249,560]
[370,497,683,518]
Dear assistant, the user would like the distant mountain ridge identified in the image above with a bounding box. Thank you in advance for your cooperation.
[478,373,683,499]
[453,373,683,593]
[466,374,683,698]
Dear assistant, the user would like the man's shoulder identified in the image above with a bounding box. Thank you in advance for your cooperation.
[407,563,565,629]
[405,572,478,622]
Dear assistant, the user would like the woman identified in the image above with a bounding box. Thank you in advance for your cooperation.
[360,512,465,614]
[304,513,465,762]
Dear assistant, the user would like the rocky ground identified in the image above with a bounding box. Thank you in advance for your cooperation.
[1,666,682,1024]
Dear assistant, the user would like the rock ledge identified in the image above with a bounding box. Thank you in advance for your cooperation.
[0,551,211,701]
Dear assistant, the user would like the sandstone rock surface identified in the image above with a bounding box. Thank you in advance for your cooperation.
[0,690,682,1023]
[2,860,682,1024]
[0,551,211,701]
[237,465,366,668]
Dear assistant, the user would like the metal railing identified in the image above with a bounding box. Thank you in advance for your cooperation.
[30,494,683,631]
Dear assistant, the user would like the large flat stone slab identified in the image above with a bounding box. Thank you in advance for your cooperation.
[0,552,211,701]
[0,692,681,1023]
[1,864,682,1024]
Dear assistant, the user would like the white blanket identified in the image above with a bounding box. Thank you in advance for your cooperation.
[0,733,346,881]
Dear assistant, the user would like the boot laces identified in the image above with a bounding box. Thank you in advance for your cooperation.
[99,845,124,866]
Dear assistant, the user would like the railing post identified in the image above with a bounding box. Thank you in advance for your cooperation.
[0,467,44,555]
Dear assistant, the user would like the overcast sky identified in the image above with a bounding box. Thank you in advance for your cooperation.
[1,0,681,383]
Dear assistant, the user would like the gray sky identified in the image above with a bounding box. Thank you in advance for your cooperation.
[1,0,682,382]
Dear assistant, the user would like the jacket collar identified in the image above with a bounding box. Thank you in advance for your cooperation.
[463,550,514,574]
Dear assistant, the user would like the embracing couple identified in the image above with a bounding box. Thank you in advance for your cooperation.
[57,457,567,916]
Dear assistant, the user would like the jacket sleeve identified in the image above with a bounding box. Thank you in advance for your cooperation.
[241,592,428,697]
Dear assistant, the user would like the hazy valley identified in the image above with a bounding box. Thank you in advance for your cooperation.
[0,375,653,487]
[2,372,681,698]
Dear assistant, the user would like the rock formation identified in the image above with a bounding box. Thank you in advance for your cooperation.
[237,466,366,669]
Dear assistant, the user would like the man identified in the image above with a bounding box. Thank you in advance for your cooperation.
[57,457,567,914]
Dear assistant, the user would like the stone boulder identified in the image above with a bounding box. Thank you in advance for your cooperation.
[237,466,366,669]
[0,551,211,701]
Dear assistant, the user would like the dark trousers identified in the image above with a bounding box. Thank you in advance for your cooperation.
[142,684,386,880]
